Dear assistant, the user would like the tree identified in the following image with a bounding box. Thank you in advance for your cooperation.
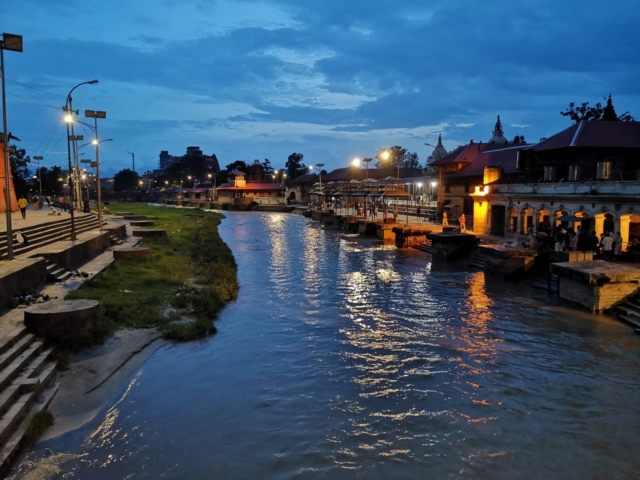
[225,160,249,173]
[511,135,526,144]
[285,152,306,179]
[560,94,635,123]
[375,146,421,169]
[37,165,65,195]
[261,158,275,177]
[113,168,141,191]
[8,145,32,196]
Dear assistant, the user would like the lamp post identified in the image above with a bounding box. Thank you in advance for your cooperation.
[64,79,98,240]
[1,33,23,261]
[425,142,443,213]
[85,109,107,230]
[32,155,44,195]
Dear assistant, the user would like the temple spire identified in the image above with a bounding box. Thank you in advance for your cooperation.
[489,115,507,144]
[493,115,504,136]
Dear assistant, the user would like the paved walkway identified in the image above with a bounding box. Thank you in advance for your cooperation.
[0,205,95,234]
[0,214,130,340]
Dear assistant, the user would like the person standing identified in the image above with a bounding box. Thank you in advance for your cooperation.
[416,205,421,220]
[601,233,614,259]
[393,205,398,221]
[459,213,466,232]
[18,195,28,219]
[442,211,448,227]
[614,231,623,259]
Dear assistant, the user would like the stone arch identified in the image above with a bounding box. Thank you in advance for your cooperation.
[520,206,534,234]
[507,206,518,233]
[536,207,551,231]
[619,213,640,251]
[594,211,616,236]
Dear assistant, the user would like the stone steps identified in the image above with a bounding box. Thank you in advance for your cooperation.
[609,291,640,333]
[412,239,432,253]
[0,327,58,475]
[0,214,100,259]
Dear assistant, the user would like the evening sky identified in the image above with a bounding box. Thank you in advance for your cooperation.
[2,0,639,176]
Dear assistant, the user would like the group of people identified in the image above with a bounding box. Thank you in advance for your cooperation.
[17,194,63,219]
[526,223,626,260]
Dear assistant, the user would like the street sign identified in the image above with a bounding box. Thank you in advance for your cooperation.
[80,160,92,163]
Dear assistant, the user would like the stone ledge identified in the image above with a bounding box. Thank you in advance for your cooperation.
[24,300,100,345]
[113,247,151,260]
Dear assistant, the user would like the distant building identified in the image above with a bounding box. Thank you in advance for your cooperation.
[216,169,283,205]
[157,146,221,174]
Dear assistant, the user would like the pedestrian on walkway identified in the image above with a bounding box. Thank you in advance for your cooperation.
[18,195,28,219]
[459,213,466,232]
[416,206,421,219]
[442,211,448,227]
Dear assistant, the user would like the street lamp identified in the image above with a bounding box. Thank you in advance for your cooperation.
[85,109,107,230]
[64,79,98,240]
[33,155,44,195]
[1,32,23,260]
[425,142,443,212]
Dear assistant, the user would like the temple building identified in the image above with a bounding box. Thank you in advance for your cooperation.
[471,118,640,249]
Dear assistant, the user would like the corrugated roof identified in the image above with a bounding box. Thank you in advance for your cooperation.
[452,145,523,177]
[429,142,514,166]
[532,120,640,151]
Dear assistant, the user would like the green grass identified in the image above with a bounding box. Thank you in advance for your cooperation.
[66,202,238,342]
[22,410,54,448]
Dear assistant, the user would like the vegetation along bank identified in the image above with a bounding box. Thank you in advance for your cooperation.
[67,203,239,342]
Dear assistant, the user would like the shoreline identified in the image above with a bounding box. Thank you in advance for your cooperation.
[41,329,168,440]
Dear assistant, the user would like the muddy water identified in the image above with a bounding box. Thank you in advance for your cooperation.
[13,212,640,479]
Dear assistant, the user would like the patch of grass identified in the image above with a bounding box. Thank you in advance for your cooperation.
[22,410,54,448]
[66,203,238,342]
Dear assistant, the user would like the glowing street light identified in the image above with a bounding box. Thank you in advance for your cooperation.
[64,79,98,240]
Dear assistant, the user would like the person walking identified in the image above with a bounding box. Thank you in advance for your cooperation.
[459,213,466,232]
[416,205,421,220]
[442,211,448,227]
[18,195,28,219]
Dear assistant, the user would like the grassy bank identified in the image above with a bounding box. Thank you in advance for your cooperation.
[66,203,238,342]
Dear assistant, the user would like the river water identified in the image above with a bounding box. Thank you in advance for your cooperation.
[13,212,640,479]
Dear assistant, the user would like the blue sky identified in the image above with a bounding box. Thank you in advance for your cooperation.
[2,0,639,177]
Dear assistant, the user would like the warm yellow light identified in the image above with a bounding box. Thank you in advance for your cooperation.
[352,157,360,166]
[417,182,423,187]
[381,151,389,160]
[64,114,73,123]
[309,165,313,170]
[92,139,98,145]
[431,181,437,188]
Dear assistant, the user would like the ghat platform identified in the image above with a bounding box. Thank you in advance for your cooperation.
[550,260,640,312]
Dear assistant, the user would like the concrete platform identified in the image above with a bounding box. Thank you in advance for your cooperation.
[550,260,640,311]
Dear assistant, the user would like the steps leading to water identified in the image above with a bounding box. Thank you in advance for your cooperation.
[0,214,100,259]
[610,291,640,332]
[0,326,57,475]
[412,238,432,253]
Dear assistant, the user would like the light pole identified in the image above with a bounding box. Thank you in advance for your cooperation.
[64,79,98,240]
[1,32,23,261]
[425,142,443,213]
[85,110,107,230]
[33,155,44,195]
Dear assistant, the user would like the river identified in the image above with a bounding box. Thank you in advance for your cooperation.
[12,212,640,479]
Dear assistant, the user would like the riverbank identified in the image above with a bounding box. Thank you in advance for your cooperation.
[20,204,238,441]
